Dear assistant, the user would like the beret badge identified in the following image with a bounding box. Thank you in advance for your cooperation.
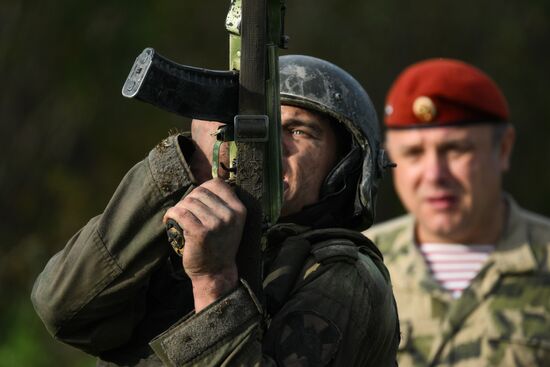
[412,96,437,123]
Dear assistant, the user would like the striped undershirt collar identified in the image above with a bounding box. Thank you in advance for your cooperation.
[419,243,495,299]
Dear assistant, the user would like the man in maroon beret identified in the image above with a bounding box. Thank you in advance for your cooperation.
[365,58,550,366]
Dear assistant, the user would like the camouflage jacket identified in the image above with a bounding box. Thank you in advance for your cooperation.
[31,134,399,367]
[364,197,550,366]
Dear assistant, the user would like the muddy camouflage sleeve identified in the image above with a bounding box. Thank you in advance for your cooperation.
[31,135,194,354]
[31,134,399,366]
[150,239,399,366]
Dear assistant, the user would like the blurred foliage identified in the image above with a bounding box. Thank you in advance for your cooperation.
[0,300,93,367]
[1,0,549,365]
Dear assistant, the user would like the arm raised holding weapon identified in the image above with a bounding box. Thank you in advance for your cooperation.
[31,1,401,366]
[124,0,284,305]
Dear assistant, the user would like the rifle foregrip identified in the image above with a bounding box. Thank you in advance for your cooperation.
[122,48,240,123]
[166,219,185,256]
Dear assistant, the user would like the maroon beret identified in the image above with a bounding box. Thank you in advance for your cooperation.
[384,58,509,128]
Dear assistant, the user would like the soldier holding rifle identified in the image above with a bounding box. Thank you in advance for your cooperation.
[32,54,400,367]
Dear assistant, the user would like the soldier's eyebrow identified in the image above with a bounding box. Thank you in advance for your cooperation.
[283,118,324,136]
[437,139,474,151]
[391,136,422,153]
[399,143,423,156]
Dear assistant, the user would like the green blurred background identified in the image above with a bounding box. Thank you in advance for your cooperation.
[1,1,549,365]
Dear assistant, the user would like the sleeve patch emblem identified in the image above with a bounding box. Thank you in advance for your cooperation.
[276,311,341,366]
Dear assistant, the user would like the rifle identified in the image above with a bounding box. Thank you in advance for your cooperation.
[121,0,287,300]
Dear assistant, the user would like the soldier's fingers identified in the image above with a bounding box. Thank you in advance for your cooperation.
[186,186,236,224]
[163,206,202,235]
[181,195,230,230]
[200,179,247,218]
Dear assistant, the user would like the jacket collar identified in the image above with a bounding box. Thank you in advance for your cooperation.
[388,216,452,301]
[491,195,538,273]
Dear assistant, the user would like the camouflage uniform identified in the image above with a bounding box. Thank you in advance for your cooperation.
[32,135,400,367]
[364,197,550,366]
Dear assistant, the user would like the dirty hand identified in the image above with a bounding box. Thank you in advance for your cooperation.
[163,178,246,310]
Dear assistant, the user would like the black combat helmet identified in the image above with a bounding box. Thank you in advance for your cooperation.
[279,55,390,229]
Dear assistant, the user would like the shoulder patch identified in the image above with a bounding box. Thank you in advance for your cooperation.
[276,311,341,366]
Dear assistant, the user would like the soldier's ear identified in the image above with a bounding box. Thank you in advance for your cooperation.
[499,125,515,172]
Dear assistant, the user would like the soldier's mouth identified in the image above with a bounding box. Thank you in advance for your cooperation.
[426,195,457,210]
